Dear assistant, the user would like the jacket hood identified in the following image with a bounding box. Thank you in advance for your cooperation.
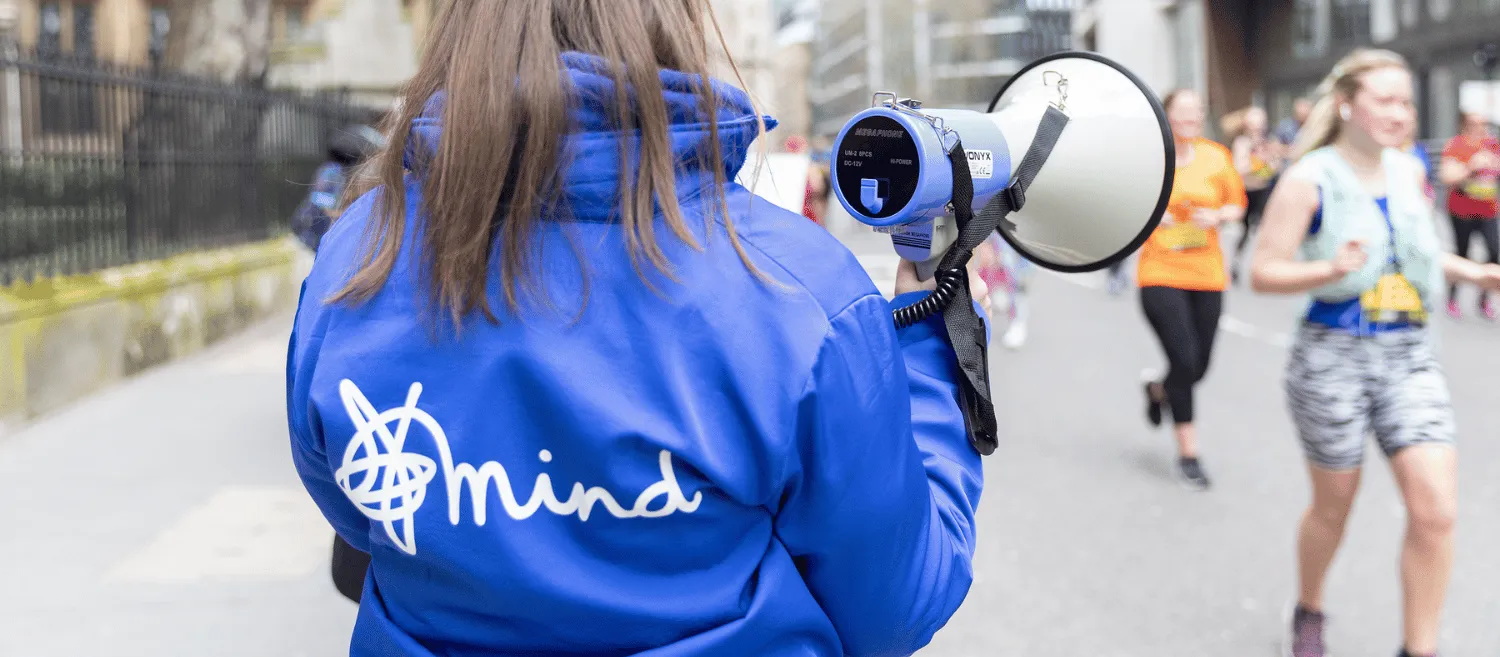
[402,52,778,221]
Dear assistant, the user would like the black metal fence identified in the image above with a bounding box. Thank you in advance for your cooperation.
[0,45,373,285]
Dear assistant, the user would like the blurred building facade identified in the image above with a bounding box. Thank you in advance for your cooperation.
[1073,0,1207,104]
[2,0,169,66]
[770,0,817,149]
[1244,0,1500,140]
[809,0,1077,139]
[0,0,429,112]
[266,0,424,110]
[1079,0,1500,141]
[710,0,778,127]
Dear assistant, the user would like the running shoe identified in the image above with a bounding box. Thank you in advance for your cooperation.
[1140,370,1163,427]
[1481,299,1497,321]
[1447,300,1461,319]
[1001,322,1028,350]
[1177,457,1210,491]
[1397,650,1436,657]
[1284,604,1328,657]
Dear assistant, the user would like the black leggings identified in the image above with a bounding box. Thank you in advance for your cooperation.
[1449,215,1499,303]
[1234,185,1274,260]
[1140,286,1223,424]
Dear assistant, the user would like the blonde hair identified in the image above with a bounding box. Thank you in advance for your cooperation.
[1290,48,1409,161]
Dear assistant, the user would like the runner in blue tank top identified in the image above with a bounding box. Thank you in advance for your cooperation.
[1251,49,1500,657]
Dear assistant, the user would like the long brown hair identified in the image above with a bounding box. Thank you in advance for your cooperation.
[1290,48,1408,161]
[332,0,764,327]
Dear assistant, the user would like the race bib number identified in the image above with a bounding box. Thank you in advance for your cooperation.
[1461,175,1498,201]
[1157,223,1211,252]
[1360,273,1426,324]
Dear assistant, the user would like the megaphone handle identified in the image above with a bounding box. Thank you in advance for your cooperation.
[914,257,941,282]
[890,105,1073,458]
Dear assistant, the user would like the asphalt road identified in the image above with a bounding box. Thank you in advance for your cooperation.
[2,222,1498,656]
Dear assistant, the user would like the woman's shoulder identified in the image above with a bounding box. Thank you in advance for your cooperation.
[722,185,884,318]
[1383,147,1428,175]
[1279,158,1329,189]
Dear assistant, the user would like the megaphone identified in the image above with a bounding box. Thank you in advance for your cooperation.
[831,51,1175,278]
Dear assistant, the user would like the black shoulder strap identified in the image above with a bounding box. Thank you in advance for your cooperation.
[938,106,1070,456]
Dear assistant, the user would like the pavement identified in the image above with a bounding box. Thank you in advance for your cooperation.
[3,216,1500,656]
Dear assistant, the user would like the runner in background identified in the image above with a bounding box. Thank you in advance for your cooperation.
[1437,111,1500,319]
[976,233,1033,349]
[803,164,830,226]
[291,124,386,253]
[1275,97,1314,149]
[783,135,830,227]
[1224,106,1284,285]
[1252,49,1500,657]
[1135,89,1247,491]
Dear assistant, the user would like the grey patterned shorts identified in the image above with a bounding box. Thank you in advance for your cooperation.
[1284,324,1456,471]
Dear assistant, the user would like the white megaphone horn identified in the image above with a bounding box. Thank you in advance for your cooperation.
[830,51,1176,278]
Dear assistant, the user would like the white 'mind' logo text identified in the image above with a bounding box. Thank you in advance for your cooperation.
[333,379,703,555]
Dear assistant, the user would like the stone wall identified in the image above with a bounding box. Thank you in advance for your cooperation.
[0,237,311,437]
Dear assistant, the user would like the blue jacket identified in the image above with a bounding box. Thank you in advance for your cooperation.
[287,53,985,657]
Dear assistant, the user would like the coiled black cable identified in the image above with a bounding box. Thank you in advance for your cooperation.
[892,266,967,329]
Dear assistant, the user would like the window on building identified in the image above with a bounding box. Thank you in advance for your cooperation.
[37,3,63,56]
[37,1,100,135]
[1451,0,1500,17]
[1330,0,1373,45]
[35,2,99,58]
[1371,0,1398,41]
[1429,65,1457,138]
[149,6,171,64]
[1399,0,1420,26]
[1291,0,1324,59]
[72,2,95,60]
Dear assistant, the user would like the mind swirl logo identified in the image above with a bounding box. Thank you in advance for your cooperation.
[333,380,441,555]
[331,379,703,557]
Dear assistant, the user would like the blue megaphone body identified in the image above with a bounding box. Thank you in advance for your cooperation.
[831,95,1013,269]
[828,52,1177,279]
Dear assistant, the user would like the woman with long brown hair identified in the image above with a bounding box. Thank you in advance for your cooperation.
[285,1,987,655]
[1252,49,1500,657]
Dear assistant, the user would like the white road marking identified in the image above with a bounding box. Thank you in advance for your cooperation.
[1044,270,1104,291]
[1218,315,1294,348]
[108,486,331,584]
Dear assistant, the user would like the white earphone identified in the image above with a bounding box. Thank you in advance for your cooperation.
[1339,104,1352,121]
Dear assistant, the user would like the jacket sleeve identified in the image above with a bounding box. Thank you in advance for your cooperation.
[774,291,986,657]
[286,279,372,553]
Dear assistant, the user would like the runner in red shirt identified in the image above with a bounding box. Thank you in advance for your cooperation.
[1439,111,1500,318]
